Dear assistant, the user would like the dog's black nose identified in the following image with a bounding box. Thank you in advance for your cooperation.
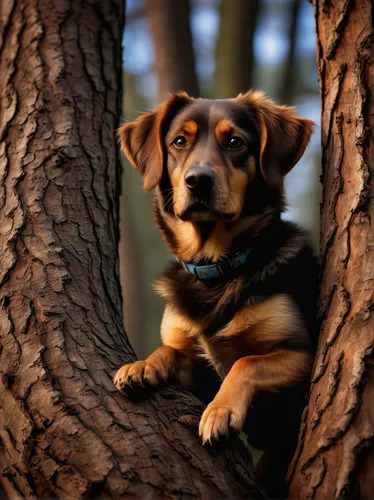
[185,166,216,195]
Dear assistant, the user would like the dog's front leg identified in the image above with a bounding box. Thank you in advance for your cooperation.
[115,305,199,393]
[199,349,313,444]
[114,344,194,391]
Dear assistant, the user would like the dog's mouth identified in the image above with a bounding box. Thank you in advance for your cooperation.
[178,199,235,222]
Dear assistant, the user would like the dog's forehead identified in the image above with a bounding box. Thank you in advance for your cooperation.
[169,98,256,133]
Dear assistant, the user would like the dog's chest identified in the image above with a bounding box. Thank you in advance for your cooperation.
[160,270,299,378]
[194,309,265,379]
[179,290,295,380]
[197,332,251,379]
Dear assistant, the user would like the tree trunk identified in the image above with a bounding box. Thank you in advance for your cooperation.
[119,73,145,358]
[288,1,374,498]
[0,0,264,497]
[145,0,199,101]
[214,0,260,98]
[120,71,167,360]
[118,195,144,358]
[280,0,301,104]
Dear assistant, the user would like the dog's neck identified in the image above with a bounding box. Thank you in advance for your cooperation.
[196,221,216,243]
[155,199,281,265]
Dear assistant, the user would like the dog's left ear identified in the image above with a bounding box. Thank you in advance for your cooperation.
[239,91,314,190]
[118,92,191,191]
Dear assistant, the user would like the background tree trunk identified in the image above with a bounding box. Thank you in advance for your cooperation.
[145,0,199,101]
[119,71,145,359]
[0,0,264,497]
[214,0,260,98]
[118,196,144,357]
[288,1,374,498]
[280,0,301,104]
[120,71,169,359]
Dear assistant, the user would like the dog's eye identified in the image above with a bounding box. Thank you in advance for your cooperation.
[227,136,244,150]
[172,136,188,148]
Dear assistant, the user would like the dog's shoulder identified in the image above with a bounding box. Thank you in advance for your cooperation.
[263,220,318,340]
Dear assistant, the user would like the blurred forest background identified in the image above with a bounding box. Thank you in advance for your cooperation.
[120,0,321,358]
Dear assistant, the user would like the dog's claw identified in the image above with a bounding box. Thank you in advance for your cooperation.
[199,403,244,444]
[114,360,162,392]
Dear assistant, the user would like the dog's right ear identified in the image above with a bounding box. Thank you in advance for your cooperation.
[118,92,191,191]
[238,91,314,190]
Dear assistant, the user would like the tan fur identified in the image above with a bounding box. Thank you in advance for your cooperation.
[161,214,232,263]
[169,164,182,188]
[114,344,196,391]
[181,119,198,137]
[162,215,202,262]
[214,294,305,340]
[199,349,313,443]
[214,119,234,143]
[227,164,248,216]
[161,305,199,348]
[172,164,239,222]
[159,295,310,381]
[199,222,230,261]
[207,295,309,377]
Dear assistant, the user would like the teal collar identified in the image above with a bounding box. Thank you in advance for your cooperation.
[180,246,252,281]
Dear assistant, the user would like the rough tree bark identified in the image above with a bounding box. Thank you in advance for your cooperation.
[214,0,260,98]
[288,1,374,498]
[0,0,264,497]
[145,0,199,101]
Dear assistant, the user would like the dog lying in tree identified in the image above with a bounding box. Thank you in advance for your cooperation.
[114,91,318,496]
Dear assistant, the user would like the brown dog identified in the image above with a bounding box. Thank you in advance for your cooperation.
[115,91,318,496]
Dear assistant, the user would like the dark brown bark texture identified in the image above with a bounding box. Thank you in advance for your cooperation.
[288,1,374,498]
[0,0,264,498]
[145,0,199,101]
[214,0,259,98]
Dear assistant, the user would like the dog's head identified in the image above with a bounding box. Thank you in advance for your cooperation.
[119,91,314,259]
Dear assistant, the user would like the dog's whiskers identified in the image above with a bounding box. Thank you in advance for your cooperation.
[227,195,236,213]
[162,187,176,195]
[164,189,176,211]
[229,191,244,202]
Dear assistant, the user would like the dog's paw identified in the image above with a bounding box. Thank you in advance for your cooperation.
[198,402,244,445]
[114,360,164,392]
